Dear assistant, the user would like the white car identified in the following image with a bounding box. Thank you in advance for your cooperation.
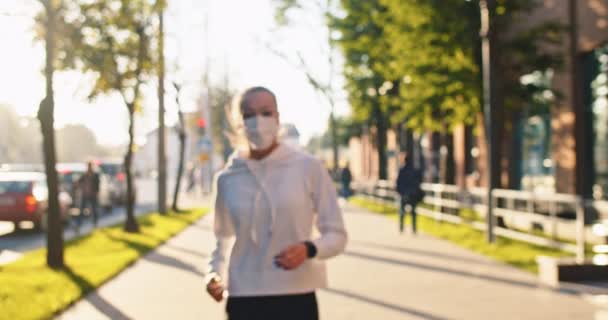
[98,160,137,205]
[57,163,114,212]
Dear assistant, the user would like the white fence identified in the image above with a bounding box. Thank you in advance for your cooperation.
[353,181,608,262]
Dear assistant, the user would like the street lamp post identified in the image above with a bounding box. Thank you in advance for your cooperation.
[480,0,496,243]
[158,5,167,215]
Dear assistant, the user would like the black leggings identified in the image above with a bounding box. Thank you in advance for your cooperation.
[226,292,319,320]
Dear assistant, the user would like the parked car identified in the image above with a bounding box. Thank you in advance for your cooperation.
[0,172,71,231]
[0,163,44,172]
[56,163,114,212]
[98,160,136,205]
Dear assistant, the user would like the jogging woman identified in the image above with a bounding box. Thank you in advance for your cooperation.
[205,86,347,320]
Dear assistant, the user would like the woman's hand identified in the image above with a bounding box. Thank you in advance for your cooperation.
[275,243,308,270]
[206,274,225,302]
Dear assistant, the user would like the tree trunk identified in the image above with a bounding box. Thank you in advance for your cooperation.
[431,132,441,183]
[506,111,522,189]
[439,132,447,184]
[172,101,187,213]
[172,86,187,212]
[405,126,415,163]
[329,108,340,171]
[373,102,388,180]
[413,131,423,171]
[39,100,63,268]
[40,0,63,268]
[124,107,139,233]
[157,8,167,215]
[491,105,504,190]
[440,132,455,185]
[172,131,186,212]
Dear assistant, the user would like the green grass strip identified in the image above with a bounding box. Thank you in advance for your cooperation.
[349,196,570,274]
[0,208,208,320]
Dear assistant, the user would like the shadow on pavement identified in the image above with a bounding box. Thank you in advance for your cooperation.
[188,222,213,233]
[144,251,205,278]
[165,212,206,225]
[100,227,205,278]
[101,231,156,254]
[322,287,450,320]
[164,244,209,259]
[350,240,497,267]
[85,293,133,320]
[61,266,132,320]
[344,250,540,291]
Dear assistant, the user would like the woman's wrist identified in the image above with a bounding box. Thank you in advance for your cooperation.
[204,272,221,285]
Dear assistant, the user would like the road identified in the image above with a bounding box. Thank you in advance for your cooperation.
[0,178,159,254]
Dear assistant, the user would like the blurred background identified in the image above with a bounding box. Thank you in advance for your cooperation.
[1,1,608,319]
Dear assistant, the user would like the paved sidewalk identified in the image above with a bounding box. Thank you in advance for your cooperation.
[58,203,605,320]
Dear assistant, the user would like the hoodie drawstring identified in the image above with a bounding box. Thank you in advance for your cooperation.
[246,163,277,246]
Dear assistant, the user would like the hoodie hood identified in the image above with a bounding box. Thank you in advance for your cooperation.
[223,143,297,173]
[221,143,299,245]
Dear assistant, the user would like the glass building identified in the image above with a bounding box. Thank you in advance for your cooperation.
[584,44,608,200]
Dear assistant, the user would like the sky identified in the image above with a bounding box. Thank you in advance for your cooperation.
[0,0,349,147]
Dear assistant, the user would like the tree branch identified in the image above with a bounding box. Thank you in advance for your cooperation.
[263,41,332,100]
[294,51,330,96]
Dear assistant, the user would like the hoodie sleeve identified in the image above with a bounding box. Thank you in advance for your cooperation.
[207,174,235,280]
[311,160,348,259]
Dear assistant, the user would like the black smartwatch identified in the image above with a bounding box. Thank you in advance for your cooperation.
[304,241,317,258]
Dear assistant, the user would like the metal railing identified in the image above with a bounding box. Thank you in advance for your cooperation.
[353,180,608,262]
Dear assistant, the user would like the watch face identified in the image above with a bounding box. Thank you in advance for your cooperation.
[305,241,317,258]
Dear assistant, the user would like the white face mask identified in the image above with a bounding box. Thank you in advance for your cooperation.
[243,116,279,150]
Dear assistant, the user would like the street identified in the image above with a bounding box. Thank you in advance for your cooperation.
[0,178,170,255]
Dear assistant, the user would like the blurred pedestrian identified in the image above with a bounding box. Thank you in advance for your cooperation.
[396,153,423,234]
[205,86,348,320]
[340,163,352,198]
[77,161,100,229]
[186,164,196,193]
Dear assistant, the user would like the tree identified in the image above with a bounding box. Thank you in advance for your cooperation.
[0,105,22,163]
[56,124,109,161]
[34,0,65,268]
[209,75,236,161]
[306,115,361,152]
[272,0,343,171]
[379,0,481,133]
[380,0,481,184]
[0,105,42,164]
[305,135,327,155]
[333,0,564,184]
[58,0,157,232]
[331,0,400,179]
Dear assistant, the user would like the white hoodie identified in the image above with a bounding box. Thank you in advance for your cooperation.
[208,143,347,297]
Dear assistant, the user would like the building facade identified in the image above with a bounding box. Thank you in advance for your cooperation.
[348,1,608,202]
[506,0,608,199]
